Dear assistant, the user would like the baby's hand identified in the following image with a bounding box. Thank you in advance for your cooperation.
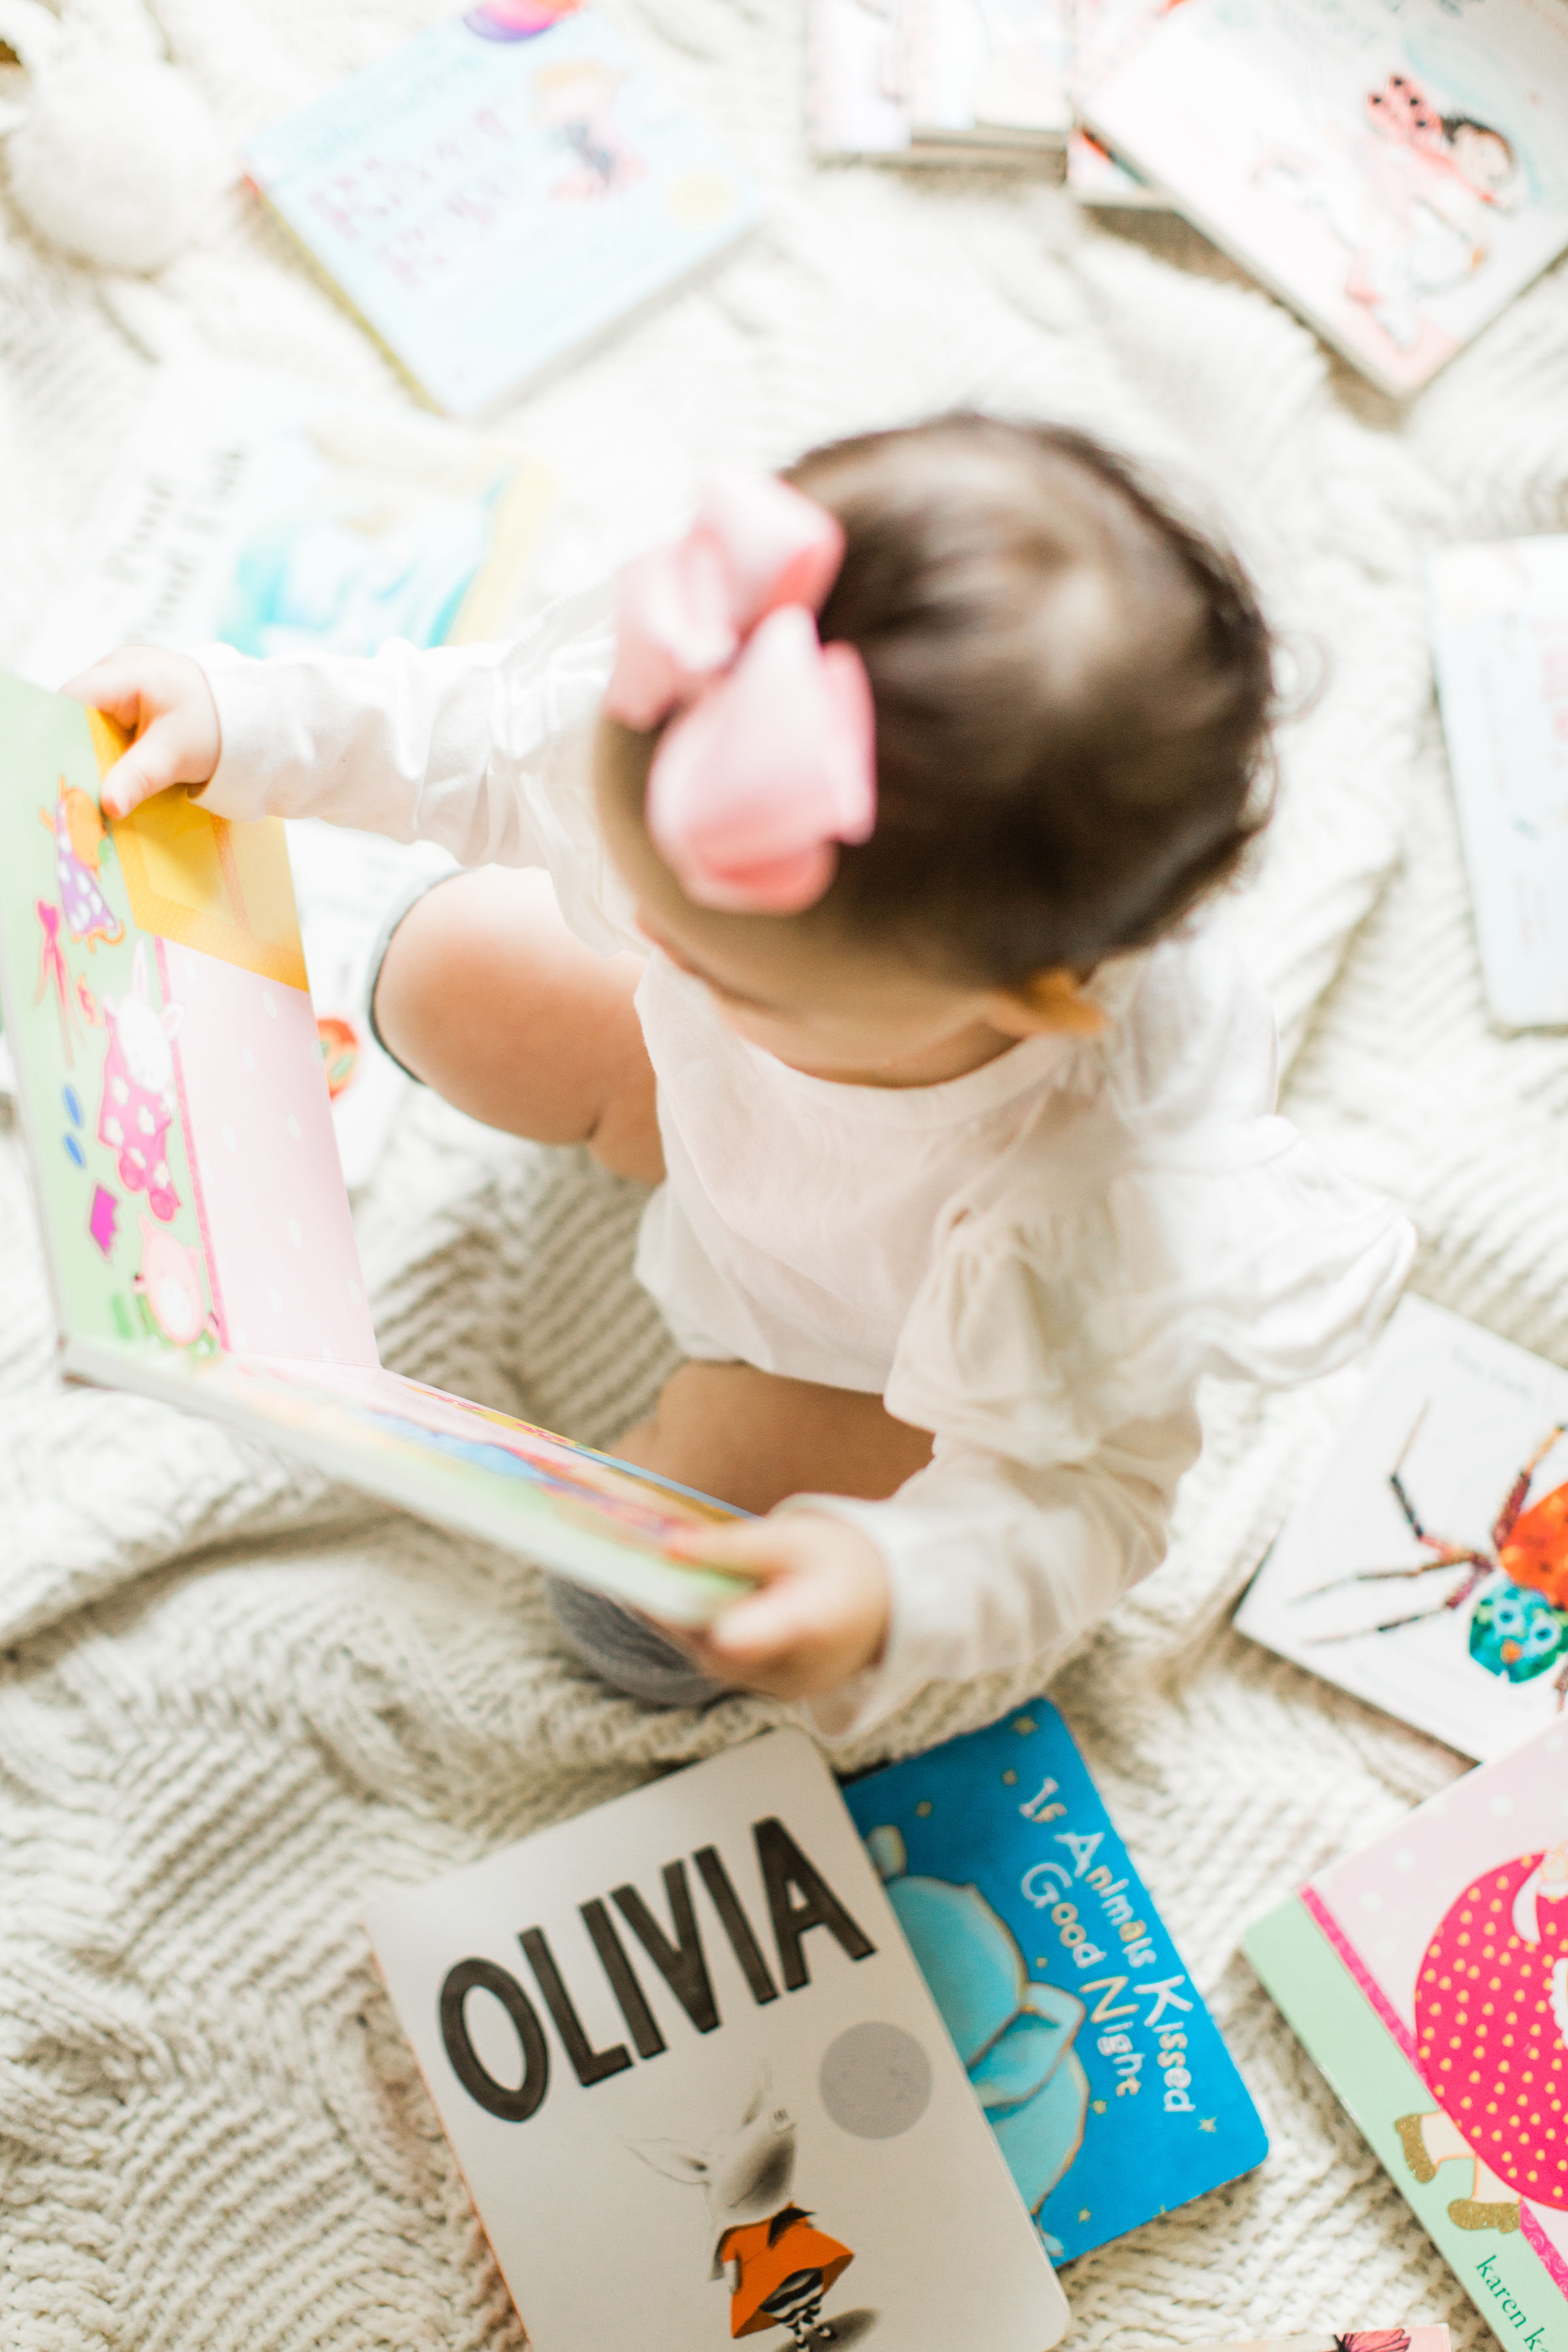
[666,1511,889,1701]
[62,647,221,821]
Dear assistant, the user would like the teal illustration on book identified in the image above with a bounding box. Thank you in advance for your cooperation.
[842,1707,1268,2264]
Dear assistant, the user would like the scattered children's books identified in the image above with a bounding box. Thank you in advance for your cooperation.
[1066,0,1168,208]
[1429,536,1568,1033]
[1187,2336,1450,2352]
[841,1703,1267,2266]
[1083,0,1568,397]
[1247,1719,1568,2351]
[808,0,925,161]
[20,357,552,1188]
[1236,1296,1568,1765]
[0,670,758,1627]
[366,1727,1073,2351]
[904,0,1073,153]
[243,8,759,417]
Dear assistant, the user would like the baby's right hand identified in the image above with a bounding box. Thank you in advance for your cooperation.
[61,647,221,821]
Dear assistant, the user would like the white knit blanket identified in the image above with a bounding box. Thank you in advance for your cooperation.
[3,2,1566,2344]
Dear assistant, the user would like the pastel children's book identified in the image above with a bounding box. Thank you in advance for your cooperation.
[19,356,554,1187]
[841,1703,1267,2265]
[903,0,1073,151]
[365,1727,1072,2350]
[242,7,759,417]
[1083,0,1568,397]
[1236,1294,1568,1764]
[1247,1718,1568,2351]
[0,670,757,1629]
[1185,2336,1450,2352]
[1428,536,1568,1033]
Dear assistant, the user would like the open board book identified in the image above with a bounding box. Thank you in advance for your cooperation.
[1237,1294,1568,1765]
[843,1705,1267,2264]
[1428,536,1568,1034]
[1248,1718,1568,2351]
[1084,0,1568,397]
[366,1727,1073,2350]
[16,355,557,1188]
[242,7,759,417]
[0,670,757,1629]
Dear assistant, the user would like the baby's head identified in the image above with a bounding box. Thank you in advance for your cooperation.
[596,415,1273,1075]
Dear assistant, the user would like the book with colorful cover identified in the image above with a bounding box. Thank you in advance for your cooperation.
[1428,536,1568,1033]
[0,669,760,1626]
[19,356,553,1186]
[365,1726,1072,2350]
[1247,1718,1568,2351]
[242,7,759,417]
[1084,0,1568,398]
[841,1704,1268,2266]
[1236,1294,1568,1765]
[904,0,1073,151]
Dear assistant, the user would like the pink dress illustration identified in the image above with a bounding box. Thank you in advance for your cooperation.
[42,783,124,950]
[1397,1844,1568,2231]
[97,945,184,1224]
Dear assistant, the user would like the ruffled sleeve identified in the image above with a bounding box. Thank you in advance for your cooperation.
[884,1118,1416,1466]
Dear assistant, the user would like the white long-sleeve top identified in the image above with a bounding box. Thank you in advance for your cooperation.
[196,585,1416,1742]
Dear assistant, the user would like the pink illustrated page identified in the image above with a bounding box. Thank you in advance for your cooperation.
[1308,1723,1568,2287]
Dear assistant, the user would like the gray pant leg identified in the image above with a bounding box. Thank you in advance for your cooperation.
[547,1577,730,1708]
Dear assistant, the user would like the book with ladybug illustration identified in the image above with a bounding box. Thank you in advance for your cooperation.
[1237,1294,1568,1765]
[366,1727,1071,2350]
[1248,1719,1568,2351]
[0,669,762,1630]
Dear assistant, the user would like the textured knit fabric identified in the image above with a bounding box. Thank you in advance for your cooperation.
[0,0,1565,2343]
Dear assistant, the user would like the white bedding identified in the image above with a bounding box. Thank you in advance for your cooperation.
[1,1,1565,2342]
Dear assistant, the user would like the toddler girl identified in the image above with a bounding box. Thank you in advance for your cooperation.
[71,415,1413,1742]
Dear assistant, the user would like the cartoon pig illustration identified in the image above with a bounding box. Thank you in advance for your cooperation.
[134,1220,212,1348]
[98,942,182,1222]
[630,2067,854,2345]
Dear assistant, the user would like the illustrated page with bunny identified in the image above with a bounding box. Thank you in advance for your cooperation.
[0,672,753,1627]
[1248,1718,1568,2350]
[366,1728,1071,2352]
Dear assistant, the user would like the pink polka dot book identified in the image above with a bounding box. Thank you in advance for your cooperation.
[0,670,760,1633]
[1247,1719,1568,2352]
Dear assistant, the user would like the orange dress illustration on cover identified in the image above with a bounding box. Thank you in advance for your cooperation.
[715,2206,855,2339]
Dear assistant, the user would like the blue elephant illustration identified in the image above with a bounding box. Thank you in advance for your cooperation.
[866,1825,1090,2257]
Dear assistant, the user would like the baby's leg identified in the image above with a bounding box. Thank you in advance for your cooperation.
[370,866,662,1181]
[617,1362,934,1514]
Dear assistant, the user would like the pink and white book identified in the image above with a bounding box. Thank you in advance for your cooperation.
[1084,0,1568,397]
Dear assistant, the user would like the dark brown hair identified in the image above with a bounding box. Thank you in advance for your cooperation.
[777,413,1275,988]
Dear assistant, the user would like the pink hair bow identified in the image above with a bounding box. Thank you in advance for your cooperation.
[605,472,877,915]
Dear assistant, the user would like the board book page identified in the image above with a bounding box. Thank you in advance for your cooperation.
[1247,1719,1568,2351]
[365,1727,1072,2351]
[1085,0,1568,397]
[1236,1294,1568,1763]
[0,670,751,1626]
[841,1704,1267,2266]
[242,10,759,417]
[1429,536,1568,1033]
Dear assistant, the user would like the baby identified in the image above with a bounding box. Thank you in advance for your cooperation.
[70,414,1413,1741]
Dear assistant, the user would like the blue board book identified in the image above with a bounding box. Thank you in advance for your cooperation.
[842,1705,1268,2264]
[243,7,759,417]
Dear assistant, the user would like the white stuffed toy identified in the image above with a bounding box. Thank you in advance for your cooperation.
[0,0,231,274]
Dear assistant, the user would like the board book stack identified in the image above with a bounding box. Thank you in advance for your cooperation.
[367,1726,1073,2349]
[1248,1719,1568,2351]
[242,6,758,417]
[18,356,556,1188]
[1237,1294,1568,1765]
[1083,0,1568,397]
[0,671,759,1628]
[808,0,1073,163]
[1428,535,1568,1034]
[842,1704,1268,2264]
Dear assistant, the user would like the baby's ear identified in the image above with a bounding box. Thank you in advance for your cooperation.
[1002,968,1105,1039]
[627,2138,710,2186]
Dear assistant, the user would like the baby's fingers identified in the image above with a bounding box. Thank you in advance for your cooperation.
[60,646,222,818]
[94,717,197,821]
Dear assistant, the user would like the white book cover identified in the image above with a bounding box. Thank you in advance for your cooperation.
[365,1728,1072,2351]
[19,357,553,1186]
[807,0,919,159]
[906,0,1073,146]
[1085,0,1568,397]
[1236,1295,1568,1763]
[1428,535,1568,1033]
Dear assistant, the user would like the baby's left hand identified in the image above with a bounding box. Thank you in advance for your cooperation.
[664,1511,889,1701]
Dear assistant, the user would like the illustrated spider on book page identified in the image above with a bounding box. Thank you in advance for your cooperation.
[1298,1405,1568,1701]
